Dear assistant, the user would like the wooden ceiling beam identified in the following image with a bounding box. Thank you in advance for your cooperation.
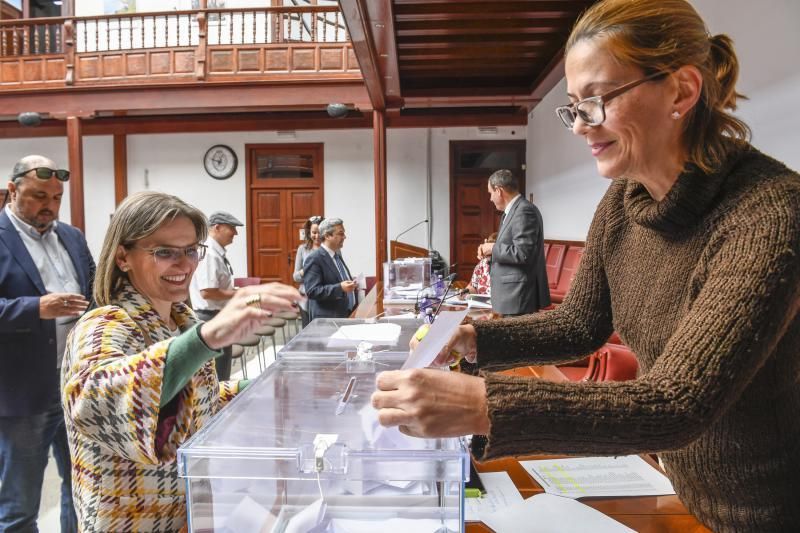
[402,94,538,107]
[398,37,551,48]
[399,51,548,62]
[339,0,390,110]
[396,25,565,37]
[400,59,540,69]
[527,45,568,110]
[0,82,372,118]
[395,12,579,22]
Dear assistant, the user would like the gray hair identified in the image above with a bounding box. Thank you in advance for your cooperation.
[94,191,208,306]
[318,217,344,239]
[488,169,519,193]
[10,155,55,184]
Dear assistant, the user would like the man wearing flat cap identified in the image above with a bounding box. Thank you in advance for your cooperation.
[190,211,243,380]
[0,154,94,532]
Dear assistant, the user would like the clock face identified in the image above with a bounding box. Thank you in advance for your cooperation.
[204,145,238,180]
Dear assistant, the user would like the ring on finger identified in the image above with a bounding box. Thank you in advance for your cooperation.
[245,293,262,308]
[62,298,68,306]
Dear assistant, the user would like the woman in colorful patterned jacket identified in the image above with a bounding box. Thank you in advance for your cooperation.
[61,191,301,532]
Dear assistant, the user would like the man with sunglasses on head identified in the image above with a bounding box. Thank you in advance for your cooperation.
[190,211,243,381]
[0,155,94,532]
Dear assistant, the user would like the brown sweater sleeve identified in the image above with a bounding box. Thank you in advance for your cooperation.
[475,185,800,460]
[473,187,617,370]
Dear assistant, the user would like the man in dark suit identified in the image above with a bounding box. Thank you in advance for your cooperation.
[478,169,550,316]
[303,217,358,321]
[0,155,94,532]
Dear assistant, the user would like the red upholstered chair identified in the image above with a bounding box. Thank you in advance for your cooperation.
[545,244,567,289]
[549,245,584,304]
[581,344,639,382]
[234,277,261,288]
[364,276,377,294]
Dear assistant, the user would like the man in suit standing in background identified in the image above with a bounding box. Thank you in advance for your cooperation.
[303,217,358,321]
[478,168,550,316]
[0,155,95,532]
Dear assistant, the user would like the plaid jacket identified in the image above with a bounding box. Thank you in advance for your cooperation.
[61,282,237,532]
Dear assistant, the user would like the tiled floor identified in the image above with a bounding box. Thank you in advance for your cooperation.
[33,340,284,531]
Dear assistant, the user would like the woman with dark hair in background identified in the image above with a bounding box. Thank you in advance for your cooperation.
[372,1,800,530]
[293,215,323,327]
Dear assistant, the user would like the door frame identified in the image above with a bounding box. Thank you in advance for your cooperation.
[245,142,325,280]
[449,139,527,274]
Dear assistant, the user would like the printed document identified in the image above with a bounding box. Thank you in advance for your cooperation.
[482,493,635,533]
[464,471,524,522]
[519,455,675,499]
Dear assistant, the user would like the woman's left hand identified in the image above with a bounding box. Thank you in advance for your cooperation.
[371,369,490,438]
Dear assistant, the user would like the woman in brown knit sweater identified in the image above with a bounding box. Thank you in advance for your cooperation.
[372,0,800,531]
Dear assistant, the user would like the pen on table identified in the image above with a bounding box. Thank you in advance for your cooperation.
[335,377,357,415]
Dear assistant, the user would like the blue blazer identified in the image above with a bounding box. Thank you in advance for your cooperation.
[0,210,95,416]
[303,247,353,321]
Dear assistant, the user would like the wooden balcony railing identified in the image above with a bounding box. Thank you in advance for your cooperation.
[0,5,357,90]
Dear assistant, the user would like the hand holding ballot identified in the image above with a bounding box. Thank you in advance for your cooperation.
[373,310,490,438]
[409,323,479,366]
[371,368,490,438]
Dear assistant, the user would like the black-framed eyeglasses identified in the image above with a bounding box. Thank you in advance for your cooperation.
[555,71,668,130]
[133,244,207,264]
[12,167,70,182]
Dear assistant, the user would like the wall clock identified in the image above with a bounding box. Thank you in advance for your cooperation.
[203,144,238,180]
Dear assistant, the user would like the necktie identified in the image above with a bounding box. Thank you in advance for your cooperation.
[499,212,506,231]
[334,253,356,310]
[223,255,233,275]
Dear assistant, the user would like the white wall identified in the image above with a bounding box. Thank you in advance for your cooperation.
[0,136,116,259]
[126,130,375,277]
[387,127,525,265]
[0,126,524,277]
[526,0,800,241]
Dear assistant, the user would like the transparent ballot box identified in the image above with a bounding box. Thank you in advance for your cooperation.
[383,257,432,301]
[279,317,423,359]
[178,357,468,533]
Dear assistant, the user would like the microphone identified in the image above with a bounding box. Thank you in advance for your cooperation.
[414,272,456,314]
[395,219,429,243]
[430,273,459,319]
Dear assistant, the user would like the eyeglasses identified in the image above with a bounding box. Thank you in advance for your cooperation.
[134,244,207,264]
[555,71,668,129]
[12,167,70,182]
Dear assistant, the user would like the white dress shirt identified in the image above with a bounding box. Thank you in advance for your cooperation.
[190,237,234,311]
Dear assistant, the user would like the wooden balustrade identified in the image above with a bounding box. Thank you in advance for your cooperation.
[0,18,64,56]
[0,5,356,89]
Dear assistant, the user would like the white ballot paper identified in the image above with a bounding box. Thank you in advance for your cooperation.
[482,493,635,533]
[402,309,469,370]
[327,323,401,347]
[520,455,676,499]
[465,471,524,522]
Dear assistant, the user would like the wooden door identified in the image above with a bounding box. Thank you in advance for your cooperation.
[247,143,324,284]
[449,140,526,284]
